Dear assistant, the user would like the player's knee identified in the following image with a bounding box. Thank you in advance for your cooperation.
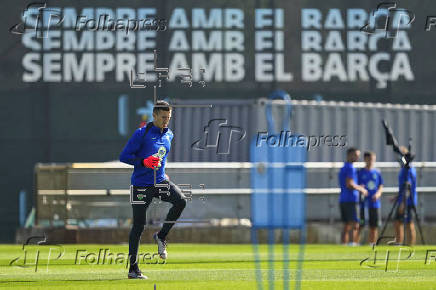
[178,198,187,209]
[132,222,145,233]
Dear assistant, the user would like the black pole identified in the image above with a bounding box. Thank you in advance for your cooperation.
[379,195,399,239]
[411,203,426,245]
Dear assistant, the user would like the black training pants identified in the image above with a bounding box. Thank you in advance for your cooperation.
[128,180,187,265]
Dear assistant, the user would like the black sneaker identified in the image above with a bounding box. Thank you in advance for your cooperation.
[128,265,148,279]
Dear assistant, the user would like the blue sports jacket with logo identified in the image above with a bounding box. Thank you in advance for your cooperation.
[119,123,173,186]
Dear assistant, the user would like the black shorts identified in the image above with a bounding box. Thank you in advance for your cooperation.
[129,180,187,224]
[130,180,185,204]
[360,207,380,228]
[340,202,359,223]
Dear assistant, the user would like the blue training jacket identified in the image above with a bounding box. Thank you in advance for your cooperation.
[119,122,174,186]
[338,162,359,203]
[398,166,417,206]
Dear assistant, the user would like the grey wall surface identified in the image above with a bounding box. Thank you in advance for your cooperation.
[169,99,436,162]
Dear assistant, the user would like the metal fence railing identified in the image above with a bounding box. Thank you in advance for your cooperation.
[35,162,436,227]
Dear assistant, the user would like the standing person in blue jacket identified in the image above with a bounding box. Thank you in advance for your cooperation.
[338,147,368,246]
[393,146,417,245]
[357,151,384,246]
[120,101,187,279]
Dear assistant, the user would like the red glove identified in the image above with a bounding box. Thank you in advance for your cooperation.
[143,156,160,169]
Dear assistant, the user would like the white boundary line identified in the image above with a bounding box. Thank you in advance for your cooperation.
[38,186,436,196]
[54,161,436,169]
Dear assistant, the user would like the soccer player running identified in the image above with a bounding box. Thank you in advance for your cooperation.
[120,101,187,279]
[338,148,368,246]
[357,152,384,246]
[393,146,417,245]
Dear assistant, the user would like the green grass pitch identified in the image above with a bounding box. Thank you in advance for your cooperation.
[1,243,435,289]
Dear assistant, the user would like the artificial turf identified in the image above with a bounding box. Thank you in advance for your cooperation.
[0,243,435,289]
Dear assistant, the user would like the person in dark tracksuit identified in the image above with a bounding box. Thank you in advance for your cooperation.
[120,101,187,279]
